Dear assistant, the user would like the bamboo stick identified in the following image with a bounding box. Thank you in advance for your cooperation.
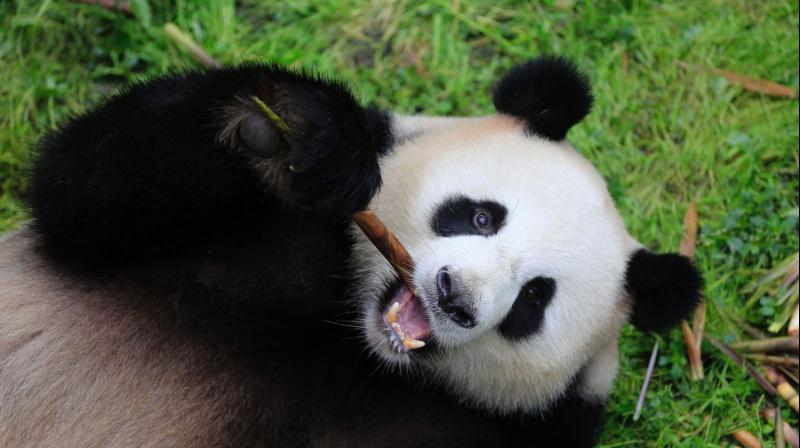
[682,321,703,380]
[733,430,762,448]
[742,354,800,367]
[732,337,799,355]
[789,304,799,338]
[765,367,799,413]
[352,210,416,294]
[693,299,707,352]
[778,365,800,385]
[678,202,704,380]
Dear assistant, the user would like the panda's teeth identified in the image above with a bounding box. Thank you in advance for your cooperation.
[384,301,425,352]
[385,302,400,324]
[403,338,425,349]
[391,322,405,340]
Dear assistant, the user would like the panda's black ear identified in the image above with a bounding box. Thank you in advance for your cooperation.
[492,56,593,140]
[625,249,703,333]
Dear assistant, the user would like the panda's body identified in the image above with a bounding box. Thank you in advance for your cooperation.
[0,59,701,447]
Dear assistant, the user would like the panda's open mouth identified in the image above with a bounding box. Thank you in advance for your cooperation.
[382,283,432,352]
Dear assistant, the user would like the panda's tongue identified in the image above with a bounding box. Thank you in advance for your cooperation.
[383,284,431,351]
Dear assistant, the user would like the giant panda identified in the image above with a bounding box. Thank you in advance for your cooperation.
[0,57,702,447]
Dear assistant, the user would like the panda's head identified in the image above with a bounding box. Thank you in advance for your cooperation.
[350,57,702,414]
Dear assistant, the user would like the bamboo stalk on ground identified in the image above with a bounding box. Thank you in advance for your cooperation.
[742,354,800,367]
[733,430,762,448]
[678,202,704,380]
[789,304,799,338]
[681,322,703,380]
[732,337,799,355]
[778,365,800,385]
[679,202,698,260]
[765,367,800,413]
[693,299,707,351]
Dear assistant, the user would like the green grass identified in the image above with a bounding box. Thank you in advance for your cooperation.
[1,1,798,446]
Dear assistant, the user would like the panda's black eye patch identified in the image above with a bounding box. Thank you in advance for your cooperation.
[498,277,557,341]
[431,196,507,237]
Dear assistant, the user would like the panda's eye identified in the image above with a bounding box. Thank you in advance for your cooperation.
[472,210,490,230]
[522,277,556,304]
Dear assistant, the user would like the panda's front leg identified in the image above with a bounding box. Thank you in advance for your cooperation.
[28,65,393,263]
[225,77,392,217]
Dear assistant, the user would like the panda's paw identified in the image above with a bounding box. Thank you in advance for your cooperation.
[230,90,390,217]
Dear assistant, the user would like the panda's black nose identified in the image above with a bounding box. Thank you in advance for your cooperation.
[436,267,476,328]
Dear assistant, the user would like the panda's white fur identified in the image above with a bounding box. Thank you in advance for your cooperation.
[353,114,638,413]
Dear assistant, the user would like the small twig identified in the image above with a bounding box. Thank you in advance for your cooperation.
[73,0,132,14]
[163,23,221,69]
[707,335,778,396]
[677,61,798,99]
[732,337,799,355]
[633,339,659,421]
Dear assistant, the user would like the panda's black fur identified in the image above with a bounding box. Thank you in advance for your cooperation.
[2,57,702,447]
[28,65,391,268]
[492,56,593,140]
